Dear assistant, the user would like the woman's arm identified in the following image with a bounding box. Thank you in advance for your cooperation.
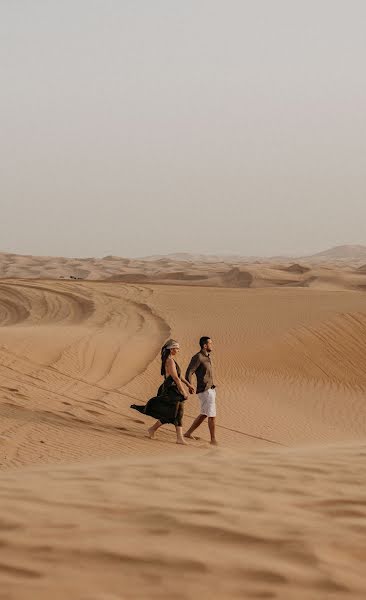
[180,376,195,393]
[165,358,188,398]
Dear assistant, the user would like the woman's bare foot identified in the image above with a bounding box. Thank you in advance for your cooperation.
[184,433,199,440]
[148,427,156,439]
[210,439,218,446]
[176,438,188,445]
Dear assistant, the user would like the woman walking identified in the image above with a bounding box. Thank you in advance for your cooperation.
[131,339,194,444]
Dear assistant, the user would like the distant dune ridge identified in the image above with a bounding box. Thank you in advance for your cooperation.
[304,244,366,261]
[0,246,366,598]
[1,244,366,290]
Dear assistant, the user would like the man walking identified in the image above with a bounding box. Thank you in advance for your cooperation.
[184,336,218,445]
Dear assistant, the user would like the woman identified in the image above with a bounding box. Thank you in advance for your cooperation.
[131,339,194,444]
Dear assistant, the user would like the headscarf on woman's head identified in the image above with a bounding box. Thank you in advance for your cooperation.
[160,339,180,375]
[162,338,180,351]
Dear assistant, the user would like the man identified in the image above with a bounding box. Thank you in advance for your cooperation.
[184,336,217,445]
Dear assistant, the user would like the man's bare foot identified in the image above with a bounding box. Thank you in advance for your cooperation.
[210,439,218,446]
[176,438,188,445]
[184,433,199,440]
[148,427,156,439]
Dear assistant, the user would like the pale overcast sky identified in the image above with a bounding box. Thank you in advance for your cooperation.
[1,1,365,258]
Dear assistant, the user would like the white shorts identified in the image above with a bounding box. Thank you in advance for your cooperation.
[197,388,216,417]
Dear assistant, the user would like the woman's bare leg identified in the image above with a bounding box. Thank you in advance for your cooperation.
[148,420,163,439]
[176,426,187,445]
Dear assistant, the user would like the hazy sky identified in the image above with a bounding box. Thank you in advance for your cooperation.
[1,1,365,258]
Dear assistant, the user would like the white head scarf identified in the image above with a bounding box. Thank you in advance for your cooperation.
[163,338,180,350]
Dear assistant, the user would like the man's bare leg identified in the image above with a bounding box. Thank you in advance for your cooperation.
[148,420,162,439]
[184,414,207,439]
[208,417,218,445]
[176,426,187,445]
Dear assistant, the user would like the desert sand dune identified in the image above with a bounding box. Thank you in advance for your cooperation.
[1,280,366,456]
[2,248,366,289]
[0,443,366,599]
[0,277,366,598]
[0,281,172,467]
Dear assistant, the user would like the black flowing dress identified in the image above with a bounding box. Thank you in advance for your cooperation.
[130,361,185,427]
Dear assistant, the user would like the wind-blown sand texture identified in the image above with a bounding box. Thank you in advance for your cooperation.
[0,270,366,598]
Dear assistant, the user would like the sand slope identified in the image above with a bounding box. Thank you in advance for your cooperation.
[1,279,366,598]
[1,442,366,600]
[0,281,171,467]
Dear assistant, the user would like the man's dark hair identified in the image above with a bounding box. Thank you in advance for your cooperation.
[199,336,211,348]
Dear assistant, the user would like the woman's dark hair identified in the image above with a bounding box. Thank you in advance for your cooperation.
[199,336,211,348]
[161,347,171,376]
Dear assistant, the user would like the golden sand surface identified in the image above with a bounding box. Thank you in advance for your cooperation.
[0,273,366,599]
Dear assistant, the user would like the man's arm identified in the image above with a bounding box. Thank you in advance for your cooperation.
[185,354,200,384]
